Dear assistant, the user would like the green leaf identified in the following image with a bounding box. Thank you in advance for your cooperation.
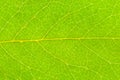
[0,0,120,80]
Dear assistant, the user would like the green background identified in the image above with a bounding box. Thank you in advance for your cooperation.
[0,0,120,80]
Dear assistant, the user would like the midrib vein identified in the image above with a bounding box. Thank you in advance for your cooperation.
[0,37,120,43]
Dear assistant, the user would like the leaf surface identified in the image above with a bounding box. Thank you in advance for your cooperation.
[0,0,120,80]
